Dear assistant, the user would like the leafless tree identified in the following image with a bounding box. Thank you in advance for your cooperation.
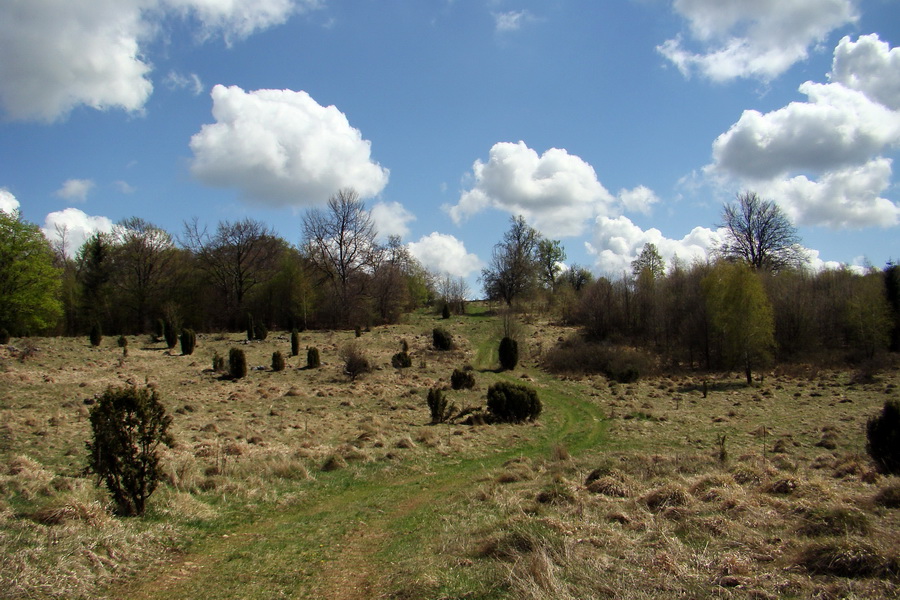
[302,188,381,326]
[719,192,806,272]
[481,215,541,307]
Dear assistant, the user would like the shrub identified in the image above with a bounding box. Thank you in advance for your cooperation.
[391,351,412,369]
[0,328,8,344]
[442,303,451,319]
[486,381,541,423]
[291,329,300,357]
[180,329,196,355]
[246,314,255,341]
[340,342,370,380]
[307,347,320,369]
[866,399,900,474]
[154,318,165,342]
[212,351,225,373]
[229,348,247,379]
[86,385,173,516]
[272,351,285,372]
[427,387,456,424]
[89,323,102,347]
[163,321,178,349]
[433,327,453,351]
[451,368,475,390]
[254,323,268,341]
[117,334,127,348]
[498,337,518,371]
[543,335,653,382]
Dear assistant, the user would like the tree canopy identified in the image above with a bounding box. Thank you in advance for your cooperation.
[719,192,805,272]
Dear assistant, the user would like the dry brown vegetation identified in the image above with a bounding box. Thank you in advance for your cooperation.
[0,310,898,599]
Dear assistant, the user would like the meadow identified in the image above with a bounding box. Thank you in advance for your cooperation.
[1,306,898,599]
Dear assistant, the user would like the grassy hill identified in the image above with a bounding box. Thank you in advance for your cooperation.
[1,306,898,599]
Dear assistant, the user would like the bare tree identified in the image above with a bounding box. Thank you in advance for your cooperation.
[719,192,806,272]
[182,217,283,326]
[482,215,541,307]
[302,188,381,326]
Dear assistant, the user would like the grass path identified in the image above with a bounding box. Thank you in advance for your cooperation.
[103,373,606,600]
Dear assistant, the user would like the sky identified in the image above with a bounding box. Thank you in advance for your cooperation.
[1,0,899,295]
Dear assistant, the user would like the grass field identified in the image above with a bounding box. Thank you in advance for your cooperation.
[1,306,898,599]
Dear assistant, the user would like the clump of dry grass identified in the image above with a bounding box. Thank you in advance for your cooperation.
[643,483,689,512]
[796,539,898,578]
[874,482,900,508]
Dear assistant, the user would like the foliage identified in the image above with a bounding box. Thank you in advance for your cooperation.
[427,387,456,424]
[391,351,412,369]
[498,336,519,370]
[254,323,268,341]
[271,351,285,372]
[86,385,173,516]
[631,243,665,279]
[291,329,300,357]
[481,215,541,306]
[451,368,475,390]
[0,209,62,334]
[179,329,196,355]
[866,399,900,475]
[442,303,451,319]
[212,351,225,372]
[844,272,891,360]
[340,342,370,380]
[719,191,805,272]
[307,346,320,369]
[537,238,566,291]
[163,320,178,349]
[0,328,8,344]
[486,381,541,423]
[89,323,103,347]
[229,348,247,379]
[246,314,255,341]
[703,261,774,385]
[433,327,453,351]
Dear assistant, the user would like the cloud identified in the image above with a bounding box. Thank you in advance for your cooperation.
[55,179,95,202]
[830,33,900,110]
[711,82,900,180]
[164,71,204,96]
[449,141,615,237]
[756,158,900,228]
[0,188,20,214]
[586,215,721,275]
[618,185,660,215]
[0,1,313,122]
[658,0,857,82]
[41,208,114,257]
[370,201,415,241]
[493,10,533,32]
[114,180,137,194]
[407,232,482,278]
[190,85,389,207]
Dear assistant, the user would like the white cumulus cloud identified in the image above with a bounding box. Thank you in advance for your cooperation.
[658,0,857,82]
[55,179,95,202]
[190,85,389,207]
[0,189,20,214]
[618,185,660,215]
[370,201,415,241]
[830,33,900,110]
[450,141,615,238]
[586,215,721,275]
[0,0,313,122]
[407,232,482,278]
[42,208,115,257]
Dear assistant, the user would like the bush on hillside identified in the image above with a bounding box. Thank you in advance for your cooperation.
[433,327,453,351]
[86,385,173,516]
[427,387,456,424]
[307,347,320,369]
[229,348,247,379]
[180,329,196,355]
[272,351,285,372]
[498,337,519,371]
[391,351,412,369]
[291,329,300,357]
[89,324,102,347]
[486,381,541,423]
[867,399,900,474]
[451,368,475,390]
[341,342,370,380]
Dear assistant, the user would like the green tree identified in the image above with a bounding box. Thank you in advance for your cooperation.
[703,261,775,385]
[76,232,113,333]
[631,243,665,280]
[536,238,566,291]
[844,271,891,360]
[0,210,61,334]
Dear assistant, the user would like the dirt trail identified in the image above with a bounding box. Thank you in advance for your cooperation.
[103,386,605,600]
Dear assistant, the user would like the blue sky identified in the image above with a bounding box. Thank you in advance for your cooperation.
[1,0,899,293]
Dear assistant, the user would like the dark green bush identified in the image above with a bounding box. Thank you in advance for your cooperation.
[391,351,412,369]
[307,346,320,369]
[543,335,653,382]
[180,329,196,355]
[255,324,268,341]
[291,329,300,357]
[229,348,247,379]
[867,399,900,474]
[451,368,475,390]
[117,334,127,348]
[442,303,451,319]
[272,351,285,372]
[0,328,8,344]
[212,351,225,373]
[246,314,255,341]
[427,387,456,424]
[433,327,453,351]
[89,323,102,347]
[86,385,173,516]
[486,381,541,423]
[498,337,519,371]
[163,321,178,349]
